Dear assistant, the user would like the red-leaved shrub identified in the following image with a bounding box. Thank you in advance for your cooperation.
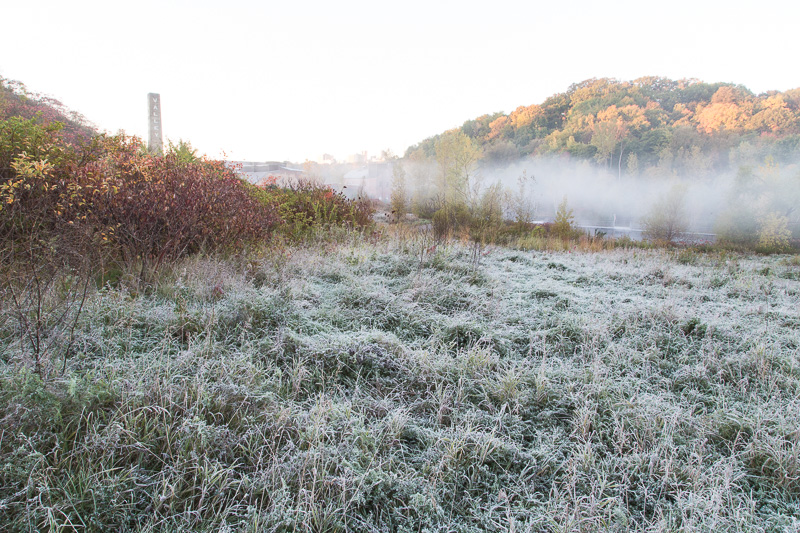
[66,135,279,275]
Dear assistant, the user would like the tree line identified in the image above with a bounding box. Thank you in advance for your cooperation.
[405,77,800,178]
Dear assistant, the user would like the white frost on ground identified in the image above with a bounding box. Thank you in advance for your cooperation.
[1,241,798,531]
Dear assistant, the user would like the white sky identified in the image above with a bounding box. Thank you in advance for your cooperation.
[3,0,798,163]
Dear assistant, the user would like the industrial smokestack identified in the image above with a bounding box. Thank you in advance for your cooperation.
[148,93,163,154]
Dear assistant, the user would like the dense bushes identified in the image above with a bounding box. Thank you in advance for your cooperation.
[251,178,374,240]
[0,117,94,264]
[70,135,281,274]
[1,113,378,280]
[1,119,280,279]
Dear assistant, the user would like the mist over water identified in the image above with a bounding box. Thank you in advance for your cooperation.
[399,155,800,239]
[483,158,722,228]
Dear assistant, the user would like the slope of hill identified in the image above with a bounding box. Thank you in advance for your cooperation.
[0,77,96,146]
[406,77,800,176]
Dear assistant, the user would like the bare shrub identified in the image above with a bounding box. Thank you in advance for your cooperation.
[642,183,688,243]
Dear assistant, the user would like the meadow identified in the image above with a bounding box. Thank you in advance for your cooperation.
[1,232,798,532]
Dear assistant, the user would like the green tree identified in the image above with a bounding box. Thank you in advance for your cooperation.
[553,196,575,239]
[167,139,199,165]
[715,166,759,245]
[406,148,436,218]
[590,120,620,168]
[485,141,519,165]
[432,130,482,236]
[434,130,482,205]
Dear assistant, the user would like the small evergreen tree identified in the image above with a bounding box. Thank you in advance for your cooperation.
[553,196,575,239]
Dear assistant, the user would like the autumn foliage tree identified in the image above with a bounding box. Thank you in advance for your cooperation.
[0,117,101,375]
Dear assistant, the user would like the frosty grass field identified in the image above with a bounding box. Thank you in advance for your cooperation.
[1,234,799,532]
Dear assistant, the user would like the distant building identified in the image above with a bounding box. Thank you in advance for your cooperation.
[227,157,393,202]
[227,161,304,186]
[346,151,368,164]
[336,161,392,201]
[340,167,368,196]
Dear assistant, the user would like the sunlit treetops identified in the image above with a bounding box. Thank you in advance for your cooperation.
[407,77,800,173]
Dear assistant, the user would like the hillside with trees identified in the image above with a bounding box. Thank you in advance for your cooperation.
[0,77,96,146]
[406,77,800,177]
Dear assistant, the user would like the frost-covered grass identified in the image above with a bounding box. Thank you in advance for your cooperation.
[1,236,799,532]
